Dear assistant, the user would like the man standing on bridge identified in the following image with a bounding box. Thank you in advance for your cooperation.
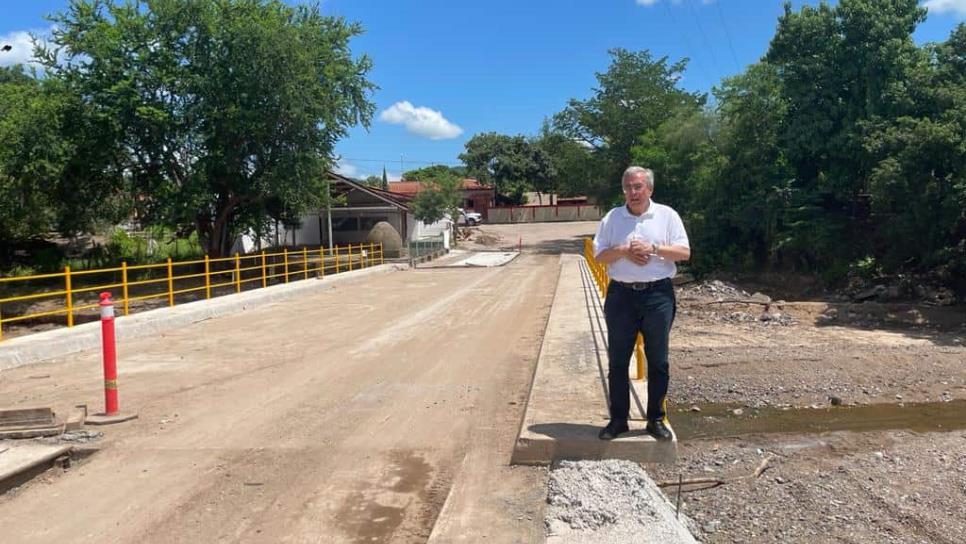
[593,166,691,441]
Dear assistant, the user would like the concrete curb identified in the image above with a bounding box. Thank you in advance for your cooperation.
[0,263,406,371]
[511,254,677,465]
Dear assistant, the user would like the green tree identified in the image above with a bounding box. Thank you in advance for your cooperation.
[459,132,553,204]
[410,172,461,226]
[402,164,465,182]
[42,0,375,256]
[551,48,704,204]
[765,0,927,267]
[862,24,966,288]
[0,66,67,245]
[700,62,794,271]
[532,125,596,201]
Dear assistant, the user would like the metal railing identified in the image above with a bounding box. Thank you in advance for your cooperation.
[583,238,646,380]
[409,234,446,264]
[0,242,384,342]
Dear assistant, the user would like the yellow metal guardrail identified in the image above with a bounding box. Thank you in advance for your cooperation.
[583,238,646,380]
[0,242,384,342]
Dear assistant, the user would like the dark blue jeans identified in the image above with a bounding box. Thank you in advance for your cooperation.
[604,278,676,423]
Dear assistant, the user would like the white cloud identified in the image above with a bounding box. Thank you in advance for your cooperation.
[332,159,401,182]
[0,27,69,70]
[333,159,359,178]
[378,101,463,140]
[0,29,45,67]
[923,0,966,16]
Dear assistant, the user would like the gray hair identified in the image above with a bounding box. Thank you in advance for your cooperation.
[622,166,654,189]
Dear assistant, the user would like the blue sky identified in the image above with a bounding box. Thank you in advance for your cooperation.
[2,1,964,180]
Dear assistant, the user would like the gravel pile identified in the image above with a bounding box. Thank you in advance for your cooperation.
[59,430,104,443]
[545,460,697,543]
[680,280,750,301]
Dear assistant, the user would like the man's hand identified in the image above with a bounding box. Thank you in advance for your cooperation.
[626,240,651,266]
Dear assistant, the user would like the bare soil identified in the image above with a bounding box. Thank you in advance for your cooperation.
[649,280,966,543]
[2,220,964,543]
[0,252,559,543]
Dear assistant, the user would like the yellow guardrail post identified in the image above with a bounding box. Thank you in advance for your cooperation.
[335,245,341,273]
[122,261,130,316]
[283,248,289,283]
[261,251,267,287]
[0,305,4,341]
[167,258,175,307]
[348,244,354,271]
[319,247,325,279]
[204,255,212,299]
[635,333,646,380]
[235,253,241,293]
[65,265,74,327]
[303,247,308,280]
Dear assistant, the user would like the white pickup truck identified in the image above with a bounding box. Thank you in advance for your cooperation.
[457,208,483,226]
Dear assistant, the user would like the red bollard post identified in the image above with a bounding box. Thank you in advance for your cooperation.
[100,292,118,415]
[86,292,138,425]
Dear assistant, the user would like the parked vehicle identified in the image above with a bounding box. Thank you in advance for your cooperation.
[457,208,483,226]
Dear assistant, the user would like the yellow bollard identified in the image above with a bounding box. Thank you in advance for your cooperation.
[121,261,130,316]
[335,246,341,273]
[283,248,289,283]
[65,265,74,327]
[234,253,241,293]
[167,258,175,307]
[303,247,308,280]
[261,251,267,288]
[204,255,212,299]
[635,333,646,380]
[348,244,354,271]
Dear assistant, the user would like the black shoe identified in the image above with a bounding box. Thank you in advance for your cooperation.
[598,419,629,440]
[645,419,673,441]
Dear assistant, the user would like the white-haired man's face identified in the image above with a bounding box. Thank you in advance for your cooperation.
[622,172,653,215]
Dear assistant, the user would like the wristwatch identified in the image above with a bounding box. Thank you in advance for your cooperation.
[653,243,661,256]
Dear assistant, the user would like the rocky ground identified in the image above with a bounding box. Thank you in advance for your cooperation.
[647,279,966,543]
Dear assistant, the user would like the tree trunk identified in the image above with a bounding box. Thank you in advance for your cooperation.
[201,195,243,258]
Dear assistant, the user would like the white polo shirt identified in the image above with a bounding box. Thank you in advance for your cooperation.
[593,200,690,282]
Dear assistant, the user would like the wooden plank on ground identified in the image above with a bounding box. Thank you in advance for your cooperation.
[0,407,55,428]
[0,443,72,484]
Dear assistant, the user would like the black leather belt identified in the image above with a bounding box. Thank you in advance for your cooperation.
[611,278,670,291]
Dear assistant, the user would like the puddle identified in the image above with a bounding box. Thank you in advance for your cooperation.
[671,399,966,440]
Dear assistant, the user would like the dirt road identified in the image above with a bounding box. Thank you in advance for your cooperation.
[0,253,560,543]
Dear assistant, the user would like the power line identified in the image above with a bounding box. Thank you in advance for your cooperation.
[714,0,742,73]
[339,157,462,167]
[661,0,716,86]
[686,0,722,78]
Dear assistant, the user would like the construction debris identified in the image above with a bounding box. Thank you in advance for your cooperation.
[0,407,65,439]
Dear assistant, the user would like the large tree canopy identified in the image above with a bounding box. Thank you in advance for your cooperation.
[402,164,466,182]
[0,66,66,243]
[42,0,375,256]
[459,132,554,205]
[551,48,705,205]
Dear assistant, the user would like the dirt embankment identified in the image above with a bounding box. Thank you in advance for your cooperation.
[650,279,966,543]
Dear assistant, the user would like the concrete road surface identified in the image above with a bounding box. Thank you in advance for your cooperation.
[0,253,563,543]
